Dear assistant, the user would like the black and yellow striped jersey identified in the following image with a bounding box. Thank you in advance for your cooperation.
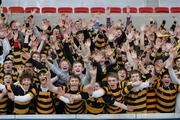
[63,85,86,114]
[147,87,157,113]
[13,47,24,69]
[34,86,56,114]
[13,43,30,69]
[126,88,147,113]
[145,74,157,113]
[0,93,8,114]
[6,84,36,114]
[103,81,132,113]
[153,81,180,113]
[86,97,105,114]
[86,94,115,114]
[95,34,107,50]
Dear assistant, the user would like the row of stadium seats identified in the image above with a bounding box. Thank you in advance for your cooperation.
[1,6,180,13]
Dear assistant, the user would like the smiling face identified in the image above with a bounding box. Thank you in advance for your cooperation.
[40,53,47,63]
[60,60,70,72]
[3,74,13,85]
[21,77,32,90]
[3,60,13,72]
[146,64,155,74]
[130,72,141,83]
[175,58,180,68]
[24,63,33,71]
[118,69,127,81]
[162,74,171,87]
[125,62,132,72]
[69,77,80,91]
[155,59,164,70]
[72,62,83,75]
[32,52,40,62]
[39,72,47,85]
[94,82,101,91]
[107,76,118,90]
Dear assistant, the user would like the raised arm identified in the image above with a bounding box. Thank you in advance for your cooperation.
[46,71,59,93]
[168,66,180,84]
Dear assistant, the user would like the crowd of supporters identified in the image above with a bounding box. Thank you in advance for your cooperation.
[0,8,180,114]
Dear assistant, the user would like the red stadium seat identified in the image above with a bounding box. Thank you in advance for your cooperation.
[58,7,73,13]
[74,7,89,13]
[9,6,24,13]
[123,7,137,13]
[139,7,153,13]
[90,7,105,13]
[155,7,169,13]
[42,7,56,13]
[170,7,180,13]
[25,7,40,13]
[108,7,121,13]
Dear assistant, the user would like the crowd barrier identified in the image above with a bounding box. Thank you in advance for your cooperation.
[0,113,180,120]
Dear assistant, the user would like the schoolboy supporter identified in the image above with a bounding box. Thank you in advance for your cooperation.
[126,70,148,113]
[47,74,88,114]
[173,56,180,75]
[152,70,180,113]
[85,82,133,114]
[46,66,99,114]
[6,72,35,114]
[89,72,149,113]
[48,58,91,86]
[138,61,157,113]
[105,72,151,113]
[0,58,18,83]
[145,63,157,113]
[166,49,180,113]
[47,59,71,85]
[7,68,58,114]
[0,29,11,64]
[0,73,14,114]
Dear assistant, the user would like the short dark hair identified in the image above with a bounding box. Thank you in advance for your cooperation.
[19,72,33,84]
[69,75,81,82]
[130,70,141,77]
[3,73,12,79]
[161,69,169,78]
[107,72,119,80]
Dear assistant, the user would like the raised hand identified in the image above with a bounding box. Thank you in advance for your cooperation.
[22,52,31,60]
[7,91,15,101]
[92,52,104,63]
[85,84,94,95]
[89,67,97,77]
[131,80,142,87]
[140,24,146,32]
[131,50,138,60]
[57,87,65,97]
[104,47,114,58]
[45,71,51,81]
[85,39,91,48]
[41,19,49,31]
[17,65,24,75]
[25,29,33,36]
